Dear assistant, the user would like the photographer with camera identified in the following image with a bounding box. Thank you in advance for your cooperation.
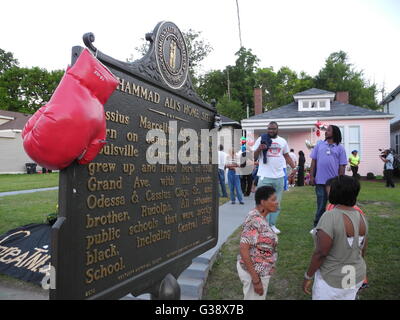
[253,121,295,234]
[380,149,395,188]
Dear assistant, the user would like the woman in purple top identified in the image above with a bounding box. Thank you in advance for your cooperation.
[309,125,347,231]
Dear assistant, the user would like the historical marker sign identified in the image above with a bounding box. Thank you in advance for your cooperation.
[50,21,218,300]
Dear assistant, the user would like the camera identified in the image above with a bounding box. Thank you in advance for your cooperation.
[379,148,391,158]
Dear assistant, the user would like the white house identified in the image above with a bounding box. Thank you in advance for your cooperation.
[218,115,242,152]
[380,84,400,154]
[0,110,34,174]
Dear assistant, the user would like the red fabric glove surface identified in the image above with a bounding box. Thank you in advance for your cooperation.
[22,49,118,169]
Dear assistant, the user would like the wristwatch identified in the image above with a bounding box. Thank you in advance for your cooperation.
[304,272,314,280]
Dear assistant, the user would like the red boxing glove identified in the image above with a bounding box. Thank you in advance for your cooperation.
[22,49,118,170]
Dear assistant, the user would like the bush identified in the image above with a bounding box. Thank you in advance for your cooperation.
[366,172,375,180]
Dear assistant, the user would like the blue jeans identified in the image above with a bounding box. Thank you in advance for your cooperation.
[228,170,243,203]
[257,176,284,227]
[218,169,228,197]
[314,184,328,227]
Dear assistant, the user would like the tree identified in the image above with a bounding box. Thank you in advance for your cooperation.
[228,47,259,115]
[183,29,213,82]
[0,48,18,75]
[199,49,378,118]
[255,66,315,110]
[215,94,246,122]
[315,51,379,109]
[197,70,227,102]
[0,48,64,113]
[198,47,259,116]
[128,29,212,86]
[0,66,64,113]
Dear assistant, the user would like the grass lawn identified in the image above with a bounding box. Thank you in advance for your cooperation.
[0,190,58,234]
[219,184,231,206]
[203,180,400,300]
[0,180,228,234]
[0,173,59,193]
[1,175,398,299]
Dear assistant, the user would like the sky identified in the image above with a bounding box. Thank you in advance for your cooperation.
[1,0,399,100]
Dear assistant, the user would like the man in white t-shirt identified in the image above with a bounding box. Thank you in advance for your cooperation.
[218,145,228,197]
[253,121,295,234]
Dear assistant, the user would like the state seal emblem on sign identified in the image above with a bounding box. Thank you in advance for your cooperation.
[155,21,189,89]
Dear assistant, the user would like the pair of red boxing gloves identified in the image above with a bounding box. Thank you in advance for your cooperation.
[22,49,118,170]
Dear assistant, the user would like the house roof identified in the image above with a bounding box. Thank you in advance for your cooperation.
[294,88,335,96]
[0,110,32,130]
[220,115,241,128]
[391,119,400,132]
[380,84,400,105]
[247,101,392,121]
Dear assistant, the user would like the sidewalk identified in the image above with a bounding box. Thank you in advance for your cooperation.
[131,194,253,300]
[0,189,254,300]
[0,187,58,197]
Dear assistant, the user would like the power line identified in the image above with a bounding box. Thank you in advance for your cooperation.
[236,0,243,48]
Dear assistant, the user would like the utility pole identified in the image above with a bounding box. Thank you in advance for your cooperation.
[227,67,231,101]
[381,80,386,102]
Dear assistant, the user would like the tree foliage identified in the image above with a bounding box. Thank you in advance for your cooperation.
[199,49,379,119]
[215,95,246,122]
[183,29,213,80]
[255,67,315,110]
[0,49,18,75]
[315,51,378,109]
[0,48,64,114]
[198,47,259,114]
[128,29,212,86]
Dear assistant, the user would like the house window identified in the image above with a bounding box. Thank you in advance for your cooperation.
[310,101,317,109]
[299,99,330,111]
[348,126,361,156]
[339,126,345,144]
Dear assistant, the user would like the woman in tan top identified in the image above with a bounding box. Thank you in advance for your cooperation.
[303,175,368,300]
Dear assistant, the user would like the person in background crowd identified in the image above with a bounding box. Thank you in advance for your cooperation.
[349,150,360,179]
[218,145,228,198]
[288,149,298,187]
[251,161,259,193]
[305,169,311,186]
[226,148,245,204]
[303,176,368,300]
[297,150,306,186]
[380,149,395,188]
[309,125,347,233]
[253,122,295,234]
[237,186,279,300]
[241,166,254,197]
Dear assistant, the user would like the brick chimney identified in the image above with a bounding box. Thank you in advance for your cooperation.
[254,87,263,115]
[336,91,349,104]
